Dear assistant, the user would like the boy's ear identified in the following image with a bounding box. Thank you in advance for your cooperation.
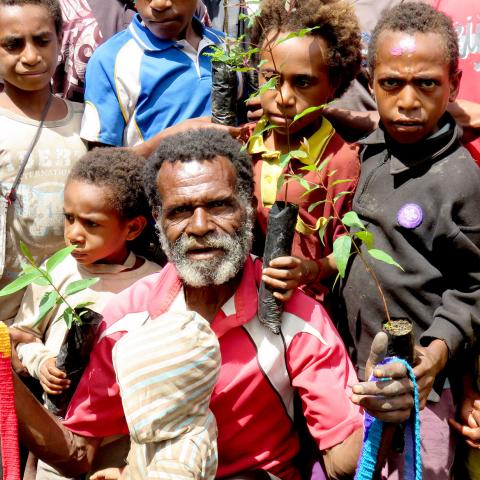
[449,69,462,103]
[126,216,148,241]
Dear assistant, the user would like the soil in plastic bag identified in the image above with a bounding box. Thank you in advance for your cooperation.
[45,308,102,417]
[211,61,237,126]
[258,202,298,334]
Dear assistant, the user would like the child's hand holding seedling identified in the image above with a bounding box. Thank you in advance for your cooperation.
[39,357,71,396]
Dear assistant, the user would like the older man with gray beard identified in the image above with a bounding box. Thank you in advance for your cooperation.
[12,129,413,480]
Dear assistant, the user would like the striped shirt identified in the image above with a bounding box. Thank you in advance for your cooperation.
[112,311,220,479]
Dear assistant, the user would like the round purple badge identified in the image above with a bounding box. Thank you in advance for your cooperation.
[397,203,423,229]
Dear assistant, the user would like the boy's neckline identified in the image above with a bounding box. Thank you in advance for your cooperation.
[0,90,68,122]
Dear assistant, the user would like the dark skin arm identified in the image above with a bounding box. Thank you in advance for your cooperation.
[13,374,101,477]
[88,117,245,158]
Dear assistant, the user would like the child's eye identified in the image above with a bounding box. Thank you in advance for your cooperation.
[2,39,22,52]
[380,78,401,89]
[63,213,74,223]
[294,76,312,88]
[86,220,99,228]
[418,79,437,89]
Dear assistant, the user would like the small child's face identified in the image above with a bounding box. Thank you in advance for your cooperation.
[63,181,142,265]
[259,32,335,138]
[371,30,461,144]
[135,0,197,40]
[0,4,59,94]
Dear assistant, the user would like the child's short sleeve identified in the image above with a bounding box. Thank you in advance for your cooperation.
[80,46,127,146]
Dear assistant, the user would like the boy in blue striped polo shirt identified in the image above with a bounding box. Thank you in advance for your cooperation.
[80,0,223,149]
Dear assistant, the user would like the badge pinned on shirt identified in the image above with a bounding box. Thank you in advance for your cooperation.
[397,203,423,229]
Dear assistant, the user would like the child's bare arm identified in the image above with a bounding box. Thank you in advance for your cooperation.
[39,357,70,395]
[261,254,337,301]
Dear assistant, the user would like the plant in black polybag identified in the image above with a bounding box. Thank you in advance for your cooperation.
[206,1,260,126]
[0,242,101,417]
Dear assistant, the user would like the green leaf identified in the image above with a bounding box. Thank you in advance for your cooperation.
[342,211,365,230]
[21,262,36,274]
[277,174,285,191]
[318,217,333,246]
[331,178,353,186]
[354,230,374,250]
[292,105,324,124]
[299,164,317,172]
[34,290,60,326]
[0,271,42,296]
[75,301,94,310]
[276,26,320,45]
[333,190,352,203]
[333,235,352,278]
[367,249,404,270]
[46,245,75,273]
[279,153,291,169]
[65,277,100,296]
[289,150,308,159]
[257,76,278,96]
[20,241,35,263]
[315,156,332,174]
[32,272,53,287]
[307,199,327,213]
[62,307,75,328]
[297,177,310,191]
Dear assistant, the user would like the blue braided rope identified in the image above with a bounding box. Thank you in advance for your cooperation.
[354,357,422,480]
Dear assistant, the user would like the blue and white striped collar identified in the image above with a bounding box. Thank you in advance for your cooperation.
[129,13,222,52]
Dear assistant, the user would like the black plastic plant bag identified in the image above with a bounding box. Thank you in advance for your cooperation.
[258,202,299,334]
[45,308,102,417]
[211,60,238,126]
[382,318,414,453]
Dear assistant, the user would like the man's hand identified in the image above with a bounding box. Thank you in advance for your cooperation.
[351,332,414,423]
[39,357,70,395]
[412,340,449,409]
[261,256,318,302]
[90,467,124,480]
[8,327,41,376]
[449,376,480,449]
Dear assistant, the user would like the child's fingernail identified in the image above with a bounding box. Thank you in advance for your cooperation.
[352,385,363,394]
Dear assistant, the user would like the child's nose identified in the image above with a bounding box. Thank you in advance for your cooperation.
[277,82,295,107]
[150,0,173,11]
[21,42,41,66]
[397,85,421,113]
[66,223,85,245]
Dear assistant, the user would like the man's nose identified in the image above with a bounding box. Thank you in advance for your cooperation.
[186,207,214,237]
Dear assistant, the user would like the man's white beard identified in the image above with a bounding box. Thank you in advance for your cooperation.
[156,206,254,288]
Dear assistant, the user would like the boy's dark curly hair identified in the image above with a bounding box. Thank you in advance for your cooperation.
[0,0,62,35]
[249,0,361,99]
[368,2,459,76]
[67,148,150,221]
[143,129,254,210]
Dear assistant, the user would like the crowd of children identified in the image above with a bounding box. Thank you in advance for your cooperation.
[0,0,479,478]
